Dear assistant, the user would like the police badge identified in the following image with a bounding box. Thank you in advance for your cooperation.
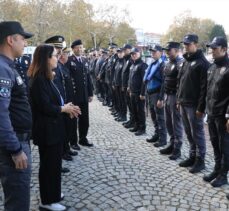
[16,76,23,85]
[191,61,196,66]
[220,67,226,74]
[171,64,175,70]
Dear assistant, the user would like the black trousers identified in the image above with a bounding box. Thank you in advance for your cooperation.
[130,93,146,129]
[39,143,62,204]
[68,118,78,146]
[78,102,89,141]
[208,117,229,170]
[115,86,122,113]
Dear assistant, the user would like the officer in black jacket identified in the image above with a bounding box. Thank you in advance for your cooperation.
[113,48,125,121]
[128,48,148,136]
[0,21,33,211]
[122,44,134,128]
[66,39,94,147]
[177,34,210,173]
[202,37,229,188]
[159,42,183,160]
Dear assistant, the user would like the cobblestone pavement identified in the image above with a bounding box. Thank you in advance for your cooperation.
[1,98,229,211]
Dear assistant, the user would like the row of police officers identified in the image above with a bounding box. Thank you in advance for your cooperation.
[91,33,229,198]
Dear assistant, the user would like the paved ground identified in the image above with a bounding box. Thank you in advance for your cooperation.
[1,98,229,211]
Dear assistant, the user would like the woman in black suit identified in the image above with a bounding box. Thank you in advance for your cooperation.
[28,44,80,211]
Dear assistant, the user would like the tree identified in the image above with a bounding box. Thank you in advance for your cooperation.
[161,11,215,50]
[209,24,227,41]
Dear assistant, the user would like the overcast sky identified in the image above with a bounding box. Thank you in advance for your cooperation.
[87,0,229,34]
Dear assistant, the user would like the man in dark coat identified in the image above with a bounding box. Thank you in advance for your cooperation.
[66,39,94,147]
[177,34,210,173]
[203,36,229,188]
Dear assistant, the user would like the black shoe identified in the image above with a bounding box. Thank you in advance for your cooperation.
[211,174,228,187]
[189,157,205,173]
[179,156,195,167]
[203,170,220,182]
[154,141,166,148]
[160,144,173,155]
[169,149,181,160]
[146,134,159,143]
[61,167,70,173]
[68,150,78,156]
[71,144,81,151]
[79,139,94,147]
[124,122,134,129]
[135,130,145,136]
[62,153,73,161]
[117,116,127,122]
[129,127,138,132]
[102,101,108,106]
[122,120,129,126]
[226,193,229,200]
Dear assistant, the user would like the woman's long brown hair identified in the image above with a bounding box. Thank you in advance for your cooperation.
[27,44,55,80]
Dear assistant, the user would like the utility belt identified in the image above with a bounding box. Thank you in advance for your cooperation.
[16,132,31,143]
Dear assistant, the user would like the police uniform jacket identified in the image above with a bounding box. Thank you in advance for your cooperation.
[113,57,125,87]
[177,49,210,113]
[206,54,229,118]
[0,54,32,154]
[128,58,148,96]
[122,54,132,88]
[163,56,183,95]
[66,55,93,104]
[99,58,109,81]
[29,75,64,146]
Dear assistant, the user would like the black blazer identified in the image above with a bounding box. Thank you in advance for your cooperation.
[65,56,93,104]
[29,75,64,146]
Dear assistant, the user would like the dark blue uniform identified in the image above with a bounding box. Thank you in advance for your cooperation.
[0,54,32,211]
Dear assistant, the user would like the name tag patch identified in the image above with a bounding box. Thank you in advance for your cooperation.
[16,76,24,85]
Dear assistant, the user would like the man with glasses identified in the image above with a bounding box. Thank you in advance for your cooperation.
[177,34,210,173]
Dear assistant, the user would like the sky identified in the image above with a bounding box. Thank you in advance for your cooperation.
[86,0,229,34]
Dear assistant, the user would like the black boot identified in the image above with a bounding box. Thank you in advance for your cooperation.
[211,169,228,187]
[169,149,181,160]
[124,122,134,129]
[146,134,159,143]
[160,144,173,155]
[135,129,146,136]
[179,156,195,167]
[154,139,166,148]
[189,157,205,173]
[129,126,138,132]
[203,164,221,182]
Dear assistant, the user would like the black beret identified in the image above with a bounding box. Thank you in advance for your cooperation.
[71,39,82,48]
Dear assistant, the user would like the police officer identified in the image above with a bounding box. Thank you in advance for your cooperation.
[203,37,229,188]
[177,34,210,173]
[128,48,148,136]
[97,49,110,106]
[66,39,94,147]
[0,21,33,211]
[15,54,31,95]
[106,43,118,109]
[159,42,183,160]
[144,44,167,147]
[121,44,134,128]
[113,48,125,121]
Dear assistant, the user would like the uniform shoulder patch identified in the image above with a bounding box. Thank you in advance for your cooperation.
[0,78,12,98]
